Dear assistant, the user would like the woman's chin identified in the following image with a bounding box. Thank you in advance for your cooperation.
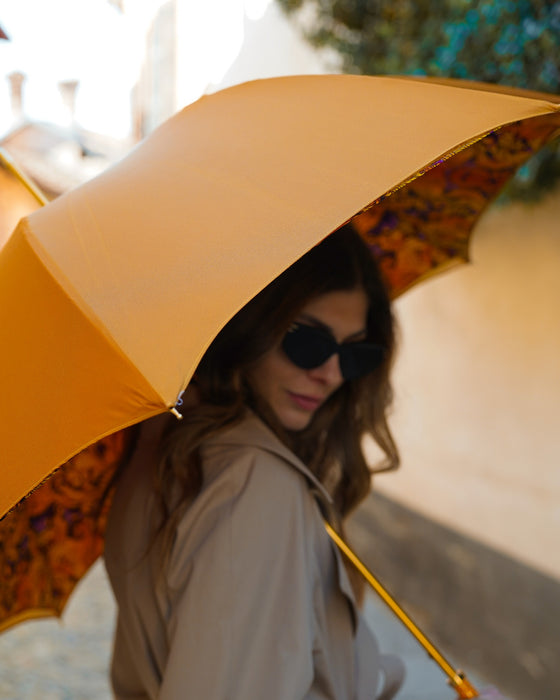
[277,406,316,432]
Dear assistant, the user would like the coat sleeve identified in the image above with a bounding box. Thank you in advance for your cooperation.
[111,613,152,700]
[159,447,321,700]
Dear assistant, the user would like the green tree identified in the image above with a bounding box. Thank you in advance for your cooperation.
[278,0,560,199]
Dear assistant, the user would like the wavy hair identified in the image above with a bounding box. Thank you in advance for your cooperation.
[154,223,399,550]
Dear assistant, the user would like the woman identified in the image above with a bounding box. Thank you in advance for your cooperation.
[104,223,403,699]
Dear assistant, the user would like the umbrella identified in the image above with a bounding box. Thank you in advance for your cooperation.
[0,148,47,247]
[0,75,559,695]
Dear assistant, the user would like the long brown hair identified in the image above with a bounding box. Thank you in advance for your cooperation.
[155,223,398,544]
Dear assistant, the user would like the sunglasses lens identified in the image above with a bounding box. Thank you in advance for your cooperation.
[282,324,385,380]
[339,344,385,380]
[282,325,334,369]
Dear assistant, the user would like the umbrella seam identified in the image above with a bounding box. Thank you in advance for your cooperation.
[17,218,169,408]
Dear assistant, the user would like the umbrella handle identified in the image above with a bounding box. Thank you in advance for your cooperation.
[0,147,48,206]
[324,522,479,699]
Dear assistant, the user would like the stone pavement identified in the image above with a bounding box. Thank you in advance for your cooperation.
[0,561,489,700]
[0,563,115,700]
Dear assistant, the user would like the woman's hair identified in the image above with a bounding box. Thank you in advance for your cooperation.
[154,222,398,544]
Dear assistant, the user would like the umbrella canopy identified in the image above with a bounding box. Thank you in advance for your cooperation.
[0,148,46,247]
[0,75,559,634]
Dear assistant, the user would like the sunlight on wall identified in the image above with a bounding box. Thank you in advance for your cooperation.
[376,191,560,581]
[175,0,274,108]
[0,0,275,138]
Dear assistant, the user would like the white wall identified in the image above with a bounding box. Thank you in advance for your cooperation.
[375,191,560,580]
[175,0,330,111]
[213,1,330,92]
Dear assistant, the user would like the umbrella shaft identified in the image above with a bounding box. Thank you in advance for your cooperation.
[324,522,479,699]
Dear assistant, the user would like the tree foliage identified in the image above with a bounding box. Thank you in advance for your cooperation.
[278,0,560,199]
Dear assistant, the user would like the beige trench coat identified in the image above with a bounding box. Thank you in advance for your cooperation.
[104,412,403,699]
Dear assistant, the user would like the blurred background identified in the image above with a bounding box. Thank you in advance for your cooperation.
[0,2,559,699]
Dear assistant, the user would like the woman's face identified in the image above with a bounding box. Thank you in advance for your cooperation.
[246,288,369,432]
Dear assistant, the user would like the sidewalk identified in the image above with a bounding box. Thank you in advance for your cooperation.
[0,562,114,700]
[362,592,485,700]
[0,561,485,699]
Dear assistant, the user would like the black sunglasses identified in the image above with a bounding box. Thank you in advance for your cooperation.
[281,322,385,380]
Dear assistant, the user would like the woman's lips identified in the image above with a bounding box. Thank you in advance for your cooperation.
[288,392,323,412]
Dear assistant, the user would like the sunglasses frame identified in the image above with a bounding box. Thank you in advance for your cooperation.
[281,322,385,381]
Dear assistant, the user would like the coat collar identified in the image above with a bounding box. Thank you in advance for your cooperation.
[209,410,359,627]
[209,410,333,507]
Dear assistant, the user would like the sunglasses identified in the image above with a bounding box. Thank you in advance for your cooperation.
[281,322,385,380]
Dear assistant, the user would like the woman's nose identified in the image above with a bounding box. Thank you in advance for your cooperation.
[308,352,344,387]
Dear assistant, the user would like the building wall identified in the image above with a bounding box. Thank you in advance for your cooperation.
[137,0,329,135]
[132,0,178,138]
[372,190,560,581]
[212,0,329,92]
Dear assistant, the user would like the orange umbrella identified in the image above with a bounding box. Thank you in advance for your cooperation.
[0,148,47,247]
[0,75,559,696]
